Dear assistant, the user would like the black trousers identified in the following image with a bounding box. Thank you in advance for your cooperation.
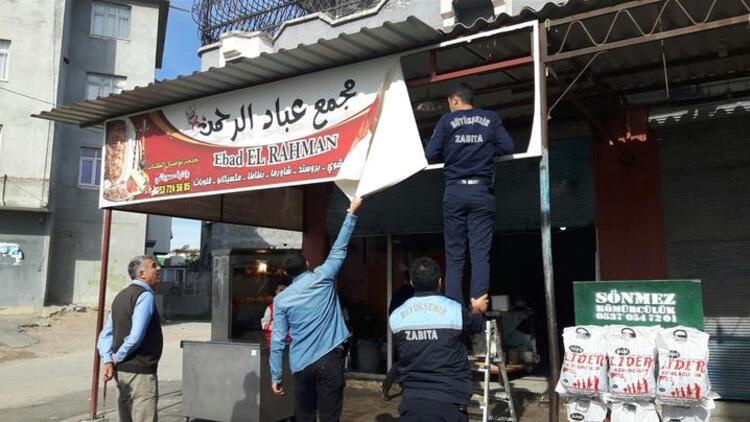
[443,183,496,303]
[399,396,468,422]
[293,347,345,422]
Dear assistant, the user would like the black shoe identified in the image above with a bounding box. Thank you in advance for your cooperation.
[380,385,392,401]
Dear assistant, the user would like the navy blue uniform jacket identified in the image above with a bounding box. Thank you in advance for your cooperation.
[425,109,514,183]
[389,292,484,404]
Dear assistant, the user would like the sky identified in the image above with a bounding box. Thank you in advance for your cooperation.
[157,1,203,250]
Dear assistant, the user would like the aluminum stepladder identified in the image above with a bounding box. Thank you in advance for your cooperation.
[468,314,518,422]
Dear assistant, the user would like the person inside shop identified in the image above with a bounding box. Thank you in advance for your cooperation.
[97,255,163,422]
[424,83,514,305]
[269,196,364,422]
[261,280,291,347]
[389,257,488,421]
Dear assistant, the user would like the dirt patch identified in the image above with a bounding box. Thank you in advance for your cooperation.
[0,310,209,364]
[0,349,36,363]
[342,381,400,421]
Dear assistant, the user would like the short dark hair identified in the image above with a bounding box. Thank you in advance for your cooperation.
[282,251,306,278]
[409,257,441,292]
[448,83,474,105]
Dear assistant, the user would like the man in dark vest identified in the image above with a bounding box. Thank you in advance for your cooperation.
[97,255,163,422]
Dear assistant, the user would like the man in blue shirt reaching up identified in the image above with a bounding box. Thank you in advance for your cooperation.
[270,196,364,422]
[425,83,514,305]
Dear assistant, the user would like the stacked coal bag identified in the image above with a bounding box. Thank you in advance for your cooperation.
[556,326,610,421]
[604,326,660,421]
[657,327,715,421]
[556,325,716,422]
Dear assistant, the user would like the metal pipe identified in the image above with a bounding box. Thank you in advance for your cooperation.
[386,235,393,371]
[89,208,113,420]
[535,24,561,422]
[546,14,750,62]
[407,56,533,88]
[2,174,7,206]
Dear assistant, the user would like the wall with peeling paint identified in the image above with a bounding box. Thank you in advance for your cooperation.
[0,211,52,311]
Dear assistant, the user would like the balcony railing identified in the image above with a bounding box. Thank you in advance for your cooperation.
[192,0,380,45]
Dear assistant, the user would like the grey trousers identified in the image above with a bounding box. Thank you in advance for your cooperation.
[116,371,158,422]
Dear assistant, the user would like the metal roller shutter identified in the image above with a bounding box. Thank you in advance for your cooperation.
[326,137,594,235]
[657,112,750,400]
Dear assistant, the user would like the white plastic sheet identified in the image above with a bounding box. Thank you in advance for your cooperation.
[610,402,659,422]
[335,59,427,198]
[661,403,712,422]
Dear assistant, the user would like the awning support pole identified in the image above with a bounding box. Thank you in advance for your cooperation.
[535,23,561,422]
[386,235,393,371]
[89,208,113,420]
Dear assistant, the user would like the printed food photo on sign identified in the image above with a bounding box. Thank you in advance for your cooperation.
[103,119,150,202]
[98,56,426,208]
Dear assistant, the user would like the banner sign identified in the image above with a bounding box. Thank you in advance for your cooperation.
[100,56,426,207]
[574,280,704,329]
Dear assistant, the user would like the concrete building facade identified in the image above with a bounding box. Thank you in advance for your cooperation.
[0,0,169,312]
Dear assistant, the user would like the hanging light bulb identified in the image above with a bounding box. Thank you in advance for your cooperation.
[257,260,268,274]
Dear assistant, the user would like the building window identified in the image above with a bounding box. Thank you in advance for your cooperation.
[161,267,199,296]
[90,1,131,40]
[86,73,126,100]
[79,147,102,187]
[162,267,186,283]
[0,40,10,81]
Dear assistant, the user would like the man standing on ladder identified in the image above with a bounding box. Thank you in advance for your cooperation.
[425,83,514,304]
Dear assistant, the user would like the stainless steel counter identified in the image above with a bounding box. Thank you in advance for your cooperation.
[182,340,295,422]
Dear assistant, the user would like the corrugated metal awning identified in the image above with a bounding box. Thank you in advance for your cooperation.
[35,16,442,127]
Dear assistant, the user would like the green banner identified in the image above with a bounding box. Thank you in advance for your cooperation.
[573,280,704,329]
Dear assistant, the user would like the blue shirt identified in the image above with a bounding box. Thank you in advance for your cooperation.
[425,108,514,183]
[97,279,155,364]
[269,213,357,383]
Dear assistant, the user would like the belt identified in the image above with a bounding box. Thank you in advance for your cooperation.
[450,178,492,185]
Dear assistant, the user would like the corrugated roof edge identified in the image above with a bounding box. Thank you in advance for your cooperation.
[445,0,618,34]
[34,16,442,127]
[35,0,616,127]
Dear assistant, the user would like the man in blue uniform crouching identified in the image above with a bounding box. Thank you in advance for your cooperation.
[389,257,488,421]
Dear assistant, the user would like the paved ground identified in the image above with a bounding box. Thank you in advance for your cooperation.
[2,310,749,421]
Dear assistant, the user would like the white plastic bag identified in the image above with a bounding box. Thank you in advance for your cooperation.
[661,403,712,422]
[566,398,608,422]
[556,326,608,397]
[610,402,659,422]
[606,326,658,400]
[657,326,711,404]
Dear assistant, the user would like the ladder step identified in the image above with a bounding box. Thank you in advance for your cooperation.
[468,415,516,422]
[468,356,507,364]
[466,399,484,409]
[473,389,510,400]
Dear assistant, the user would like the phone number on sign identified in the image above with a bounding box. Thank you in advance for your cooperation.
[154,182,192,195]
